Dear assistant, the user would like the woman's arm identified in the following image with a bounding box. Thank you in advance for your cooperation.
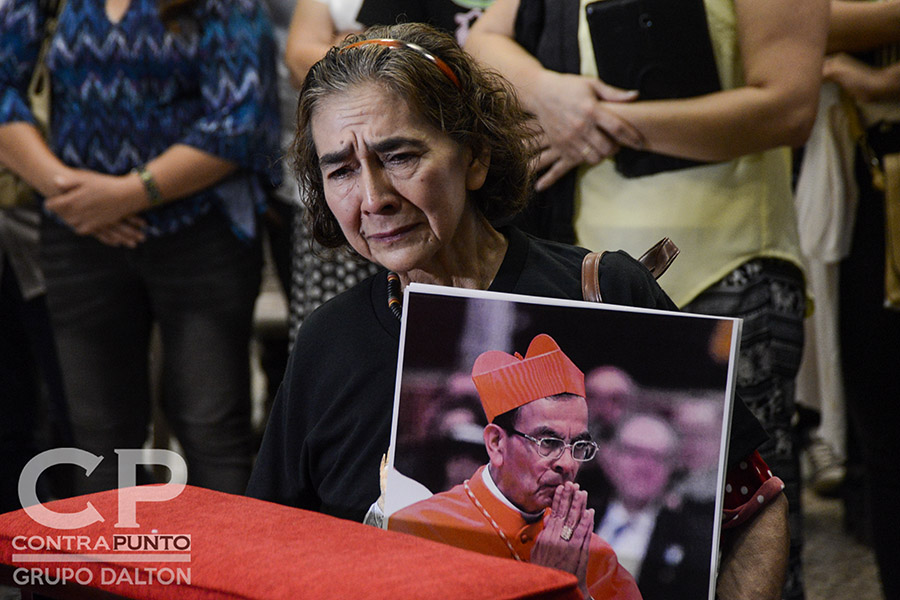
[0,122,151,247]
[285,0,357,87]
[466,0,644,191]
[469,0,828,169]
[597,0,828,162]
[175,0,280,184]
[0,0,65,193]
[824,53,900,102]
[0,122,72,197]
[829,0,900,54]
[1,91,239,244]
[43,145,237,237]
[717,492,790,600]
[824,0,900,104]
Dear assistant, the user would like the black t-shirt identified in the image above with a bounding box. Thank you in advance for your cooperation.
[246,227,767,520]
[356,0,490,45]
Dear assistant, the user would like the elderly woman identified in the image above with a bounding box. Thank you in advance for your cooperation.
[247,23,785,598]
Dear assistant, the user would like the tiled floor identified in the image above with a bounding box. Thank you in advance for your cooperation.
[802,487,884,600]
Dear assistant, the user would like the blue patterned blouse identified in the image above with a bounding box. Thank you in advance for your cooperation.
[0,0,282,239]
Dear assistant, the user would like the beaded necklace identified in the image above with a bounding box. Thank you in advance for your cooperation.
[387,272,402,319]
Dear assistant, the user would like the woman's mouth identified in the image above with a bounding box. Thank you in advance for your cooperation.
[365,223,419,243]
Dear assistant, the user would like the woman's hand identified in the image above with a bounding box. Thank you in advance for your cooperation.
[530,71,642,191]
[44,169,148,236]
[466,0,641,190]
[45,144,237,241]
[824,53,900,103]
[531,482,595,599]
[90,217,148,248]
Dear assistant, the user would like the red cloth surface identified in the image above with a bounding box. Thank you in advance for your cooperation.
[0,485,581,600]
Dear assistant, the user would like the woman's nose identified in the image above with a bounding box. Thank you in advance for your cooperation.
[359,164,399,214]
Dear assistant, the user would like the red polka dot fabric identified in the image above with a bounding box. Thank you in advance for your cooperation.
[722,450,785,529]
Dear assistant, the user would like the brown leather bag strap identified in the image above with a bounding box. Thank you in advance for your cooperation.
[581,251,606,302]
[638,237,680,279]
[581,238,680,303]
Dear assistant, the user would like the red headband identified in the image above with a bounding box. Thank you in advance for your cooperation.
[340,38,462,91]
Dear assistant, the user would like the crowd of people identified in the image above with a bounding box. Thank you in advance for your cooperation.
[1,0,898,598]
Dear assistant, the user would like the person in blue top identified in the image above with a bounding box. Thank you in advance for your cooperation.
[0,0,281,496]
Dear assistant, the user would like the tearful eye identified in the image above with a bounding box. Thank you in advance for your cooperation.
[385,152,417,165]
[327,166,352,180]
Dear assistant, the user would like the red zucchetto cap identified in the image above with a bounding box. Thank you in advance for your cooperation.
[471,334,585,423]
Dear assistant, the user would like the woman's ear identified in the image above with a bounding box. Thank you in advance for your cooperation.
[465,145,491,191]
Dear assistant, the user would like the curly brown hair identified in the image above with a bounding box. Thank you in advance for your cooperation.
[292,23,540,249]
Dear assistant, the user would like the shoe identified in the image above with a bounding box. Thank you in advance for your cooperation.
[804,436,846,497]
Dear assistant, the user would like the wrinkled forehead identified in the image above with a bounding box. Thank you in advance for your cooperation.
[310,83,454,164]
[308,77,423,126]
[309,82,437,146]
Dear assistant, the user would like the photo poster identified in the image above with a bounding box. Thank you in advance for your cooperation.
[384,283,742,600]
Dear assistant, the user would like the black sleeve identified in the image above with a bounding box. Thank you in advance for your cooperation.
[245,337,319,510]
[508,0,582,244]
[247,276,397,521]
[726,394,770,469]
[596,250,678,311]
[513,0,580,75]
[357,0,423,27]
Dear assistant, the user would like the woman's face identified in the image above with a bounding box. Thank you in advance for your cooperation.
[310,83,489,275]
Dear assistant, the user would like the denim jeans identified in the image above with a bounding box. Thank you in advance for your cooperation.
[40,209,261,495]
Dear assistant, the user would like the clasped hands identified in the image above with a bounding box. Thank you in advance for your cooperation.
[44,168,149,248]
[531,481,595,600]
[531,71,643,191]
[823,52,900,104]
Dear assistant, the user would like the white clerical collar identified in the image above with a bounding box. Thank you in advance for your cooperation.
[483,465,545,521]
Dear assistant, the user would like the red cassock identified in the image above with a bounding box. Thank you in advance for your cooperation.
[389,466,643,600]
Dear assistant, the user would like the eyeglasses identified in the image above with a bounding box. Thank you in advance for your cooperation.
[509,429,598,462]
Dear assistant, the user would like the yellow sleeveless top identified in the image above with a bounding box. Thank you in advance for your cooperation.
[574,0,803,306]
